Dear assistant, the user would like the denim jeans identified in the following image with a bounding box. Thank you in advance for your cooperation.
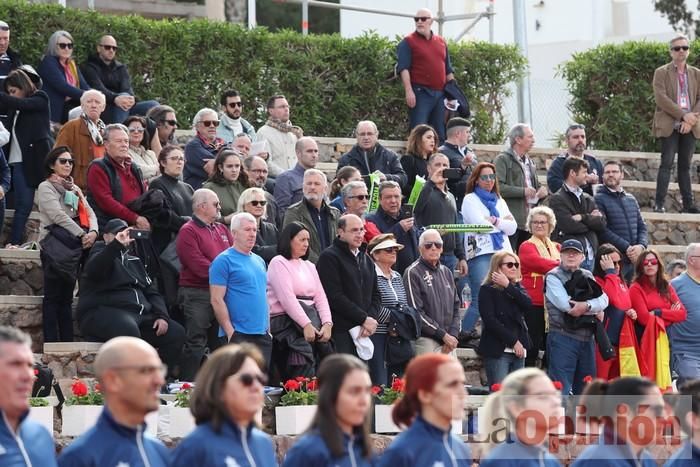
[547,331,596,395]
[484,353,525,387]
[656,130,695,208]
[409,85,446,142]
[368,332,388,386]
[102,99,160,125]
[672,351,700,387]
[465,253,493,332]
[9,163,34,245]
[440,253,471,330]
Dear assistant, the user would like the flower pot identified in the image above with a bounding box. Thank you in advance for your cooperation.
[275,405,317,435]
[29,406,54,436]
[374,405,400,433]
[167,406,196,438]
[61,405,103,437]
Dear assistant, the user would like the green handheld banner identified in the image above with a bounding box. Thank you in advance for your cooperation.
[367,172,381,214]
[407,175,426,206]
[427,224,494,233]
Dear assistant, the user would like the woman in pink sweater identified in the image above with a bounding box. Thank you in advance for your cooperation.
[268,221,333,379]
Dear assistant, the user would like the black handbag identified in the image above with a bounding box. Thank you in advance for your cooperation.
[32,363,65,408]
[385,304,420,366]
[39,224,83,282]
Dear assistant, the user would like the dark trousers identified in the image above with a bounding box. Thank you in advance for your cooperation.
[80,308,185,374]
[9,163,34,245]
[229,332,273,371]
[656,130,695,208]
[524,305,546,368]
[332,327,357,357]
[178,287,222,381]
[41,251,76,342]
[509,228,530,255]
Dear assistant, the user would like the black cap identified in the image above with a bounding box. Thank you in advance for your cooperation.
[103,218,128,234]
[446,117,471,131]
[560,239,584,253]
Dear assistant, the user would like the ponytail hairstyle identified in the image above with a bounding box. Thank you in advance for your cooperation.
[479,367,551,456]
[330,166,361,199]
[392,353,454,428]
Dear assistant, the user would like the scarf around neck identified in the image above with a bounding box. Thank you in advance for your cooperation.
[265,118,304,139]
[474,186,504,250]
[48,174,90,228]
[81,113,105,146]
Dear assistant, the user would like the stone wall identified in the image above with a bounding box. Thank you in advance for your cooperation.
[0,296,43,352]
[0,258,43,295]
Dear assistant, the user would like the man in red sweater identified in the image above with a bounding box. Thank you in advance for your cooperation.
[397,7,455,142]
[176,188,233,380]
[86,123,149,232]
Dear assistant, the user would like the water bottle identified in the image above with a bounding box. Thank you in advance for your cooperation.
[461,283,471,310]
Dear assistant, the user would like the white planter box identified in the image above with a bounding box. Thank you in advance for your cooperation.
[62,406,158,437]
[374,404,461,434]
[275,405,316,435]
[28,406,54,436]
[167,406,196,438]
[61,405,103,437]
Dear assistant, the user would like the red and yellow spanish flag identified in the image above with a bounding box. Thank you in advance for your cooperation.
[619,316,644,377]
[639,315,672,391]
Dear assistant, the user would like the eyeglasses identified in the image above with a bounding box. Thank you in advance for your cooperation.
[249,200,267,207]
[480,173,497,181]
[57,158,74,166]
[211,201,221,208]
[414,16,431,22]
[347,227,366,234]
[128,128,145,133]
[349,194,370,201]
[643,258,659,266]
[0,26,9,32]
[672,45,690,52]
[112,364,167,377]
[531,220,548,226]
[379,247,400,253]
[501,261,520,269]
[200,120,220,128]
[57,42,74,50]
[238,372,268,387]
[250,169,268,175]
[423,241,443,249]
[162,119,178,126]
[166,156,185,162]
[227,102,243,108]
[100,44,118,51]
[357,132,377,137]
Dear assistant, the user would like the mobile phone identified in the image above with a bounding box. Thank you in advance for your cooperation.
[129,229,151,240]
[399,204,413,220]
[442,168,462,180]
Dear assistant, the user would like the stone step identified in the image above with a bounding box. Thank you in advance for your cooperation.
[0,248,43,296]
[0,295,43,352]
[0,209,41,246]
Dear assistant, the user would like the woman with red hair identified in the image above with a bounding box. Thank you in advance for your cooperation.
[377,353,471,466]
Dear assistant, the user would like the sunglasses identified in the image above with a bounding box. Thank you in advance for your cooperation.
[480,173,497,181]
[0,26,9,32]
[57,158,74,166]
[128,128,145,133]
[349,194,370,201]
[643,258,659,266]
[162,119,178,126]
[414,16,431,22]
[249,200,267,207]
[239,372,268,387]
[424,241,443,249]
[501,261,520,269]
[57,42,74,50]
[380,247,400,253]
[200,120,220,128]
[100,44,118,51]
[672,46,690,52]
[227,102,243,108]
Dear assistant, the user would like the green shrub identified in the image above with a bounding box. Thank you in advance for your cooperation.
[4,0,525,143]
[560,40,699,152]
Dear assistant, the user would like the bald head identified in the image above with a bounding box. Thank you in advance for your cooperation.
[414,8,434,36]
[94,336,158,380]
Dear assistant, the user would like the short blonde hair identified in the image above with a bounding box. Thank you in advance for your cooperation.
[526,205,556,236]
[482,250,521,286]
[237,187,267,219]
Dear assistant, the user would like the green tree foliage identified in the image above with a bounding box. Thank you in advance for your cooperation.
[256,0,340,34]
[560,40,692,151]
[4,0,525,142]
[652,0,697,38]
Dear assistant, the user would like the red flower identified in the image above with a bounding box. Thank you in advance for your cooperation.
[490,383,501,392]
[71,379,88,397]
[181,382,192,390]
[391,378,404,392]
[33,369,39,376]
[295,376,307,382]
[553,381,563,390]
[94,383,101,393]
[283,379,301,391]
[583,375,593,384]
[371,386,381,395]
[307,379,318,391]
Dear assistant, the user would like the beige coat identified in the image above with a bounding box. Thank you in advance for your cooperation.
[652,61,700,138]
[36,180,98,240]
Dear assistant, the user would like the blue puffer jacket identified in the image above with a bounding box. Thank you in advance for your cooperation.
[0,410,57,467]
[376,416,472,467]
[594,185,648,253]
[282,430,373,467]
[57,408,169,467]
[479,434,561,467]
[171,419,277,467]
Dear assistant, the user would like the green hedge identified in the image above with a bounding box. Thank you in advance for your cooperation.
[560,40,696,152]
[4,0,526,143]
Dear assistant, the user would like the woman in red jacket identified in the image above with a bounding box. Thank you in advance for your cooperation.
[629,249,687,328]
[518,206,560,367]
[593,243,638,380]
